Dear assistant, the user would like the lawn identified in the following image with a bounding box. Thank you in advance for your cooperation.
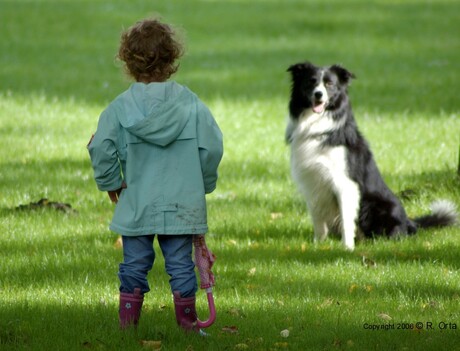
[1,0,459,350]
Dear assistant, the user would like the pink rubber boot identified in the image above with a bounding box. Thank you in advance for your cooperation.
[173,291,198,332]
[119,288,144,329]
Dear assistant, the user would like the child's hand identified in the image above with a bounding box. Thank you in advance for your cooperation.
[108,182,127,204]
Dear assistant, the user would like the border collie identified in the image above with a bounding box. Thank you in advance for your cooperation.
[286,61,457,250]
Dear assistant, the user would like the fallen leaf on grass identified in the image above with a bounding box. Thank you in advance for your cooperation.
[139,340,162,350]
[333,338,343,347]
[280,329,290,338]
[301,243,307,252]
[82,339,106,349]
[222,325,239,334]
[422,300,440,310]
[227,307,244,317]
[245,284,259,290]
[317,298,335,310]
[378,313,392,321]
[423,241,433,250]
[274,342,289,348]
[247,267,256,276]
[349,284,373,293]
[349,284,359,293]
[362,256,377,268]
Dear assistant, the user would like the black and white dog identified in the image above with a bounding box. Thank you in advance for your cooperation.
[286,61,457,250]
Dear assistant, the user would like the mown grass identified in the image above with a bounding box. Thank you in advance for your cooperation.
[1,0,460,350]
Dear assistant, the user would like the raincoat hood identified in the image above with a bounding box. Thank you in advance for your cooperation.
[119,82,192,146]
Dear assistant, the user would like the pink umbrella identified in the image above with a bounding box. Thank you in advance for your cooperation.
[193,235,216,328]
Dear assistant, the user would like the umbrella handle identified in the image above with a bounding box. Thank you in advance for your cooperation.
[196,288,216,328]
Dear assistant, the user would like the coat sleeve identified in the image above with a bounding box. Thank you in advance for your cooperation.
[196,104,223,194]
[88,107,125,191]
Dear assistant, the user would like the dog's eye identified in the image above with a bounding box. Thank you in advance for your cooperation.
[325,81,334,87]
[309,78,317,85]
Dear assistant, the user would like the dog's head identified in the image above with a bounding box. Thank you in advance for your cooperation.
[287,61,355,117]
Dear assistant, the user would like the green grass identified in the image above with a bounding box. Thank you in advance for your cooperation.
[1,0,460,350]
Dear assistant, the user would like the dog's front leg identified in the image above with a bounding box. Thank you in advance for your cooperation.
[334,180,360,251]
[312,215,329,243]
[305,198,329,243]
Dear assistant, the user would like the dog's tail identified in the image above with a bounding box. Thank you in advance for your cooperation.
[413,200,458,229]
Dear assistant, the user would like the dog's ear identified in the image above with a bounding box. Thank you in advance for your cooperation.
[330,64,356,84]
[287,63,304,75]
[287,61,316,76]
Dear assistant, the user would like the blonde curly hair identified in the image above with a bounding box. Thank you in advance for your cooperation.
[118,19,184,82]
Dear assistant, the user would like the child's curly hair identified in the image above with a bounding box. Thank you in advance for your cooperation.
[118,19,184,82]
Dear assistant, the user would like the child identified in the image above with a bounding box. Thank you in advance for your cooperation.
[88,18,223,332]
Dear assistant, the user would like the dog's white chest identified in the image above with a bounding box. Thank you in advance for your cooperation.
[291,138,348,183]
[288,112,348,180]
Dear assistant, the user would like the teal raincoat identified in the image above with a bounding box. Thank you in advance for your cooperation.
[88,82,223,236]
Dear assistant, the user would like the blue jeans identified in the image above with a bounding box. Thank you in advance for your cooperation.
[118,235,197,298]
